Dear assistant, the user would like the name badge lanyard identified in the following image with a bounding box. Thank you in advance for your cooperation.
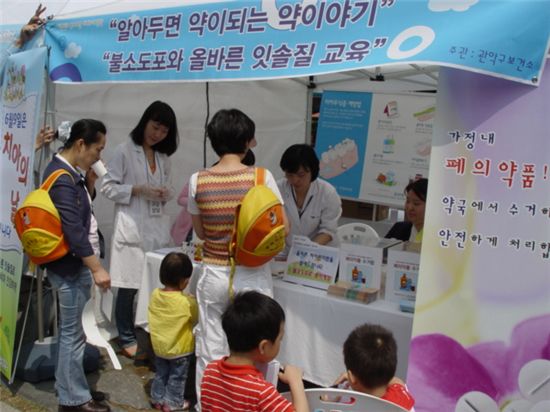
[291,189,314,220]
[144,151,163,216]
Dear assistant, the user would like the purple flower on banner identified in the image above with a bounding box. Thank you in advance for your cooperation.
[408,314,550,411]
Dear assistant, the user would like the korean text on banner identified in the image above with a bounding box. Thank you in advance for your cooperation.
[0,47,47,380]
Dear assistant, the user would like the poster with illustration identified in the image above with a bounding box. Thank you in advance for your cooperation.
[284,236,339,290]
[407,63,550,411]
[339,244,383,289]
[315,91,372,198]
[315,91,434,206]
[385,246,420,303]
[359,93,435,207]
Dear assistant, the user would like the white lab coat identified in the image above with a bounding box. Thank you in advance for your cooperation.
[101,140,173,289]
[277,177,342,254]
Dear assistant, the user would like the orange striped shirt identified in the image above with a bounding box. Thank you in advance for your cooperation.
[201,358,293,412]
[195,167,256,265]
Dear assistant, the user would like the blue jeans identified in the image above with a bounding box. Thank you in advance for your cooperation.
[115,287,137,348]
[47,267,93,406]
[151,354,192,408]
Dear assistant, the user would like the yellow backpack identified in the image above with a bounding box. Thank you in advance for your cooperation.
[14,169,73,265]
[228,168,286,296]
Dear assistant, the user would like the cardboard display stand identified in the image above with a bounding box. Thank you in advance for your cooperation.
[385,242,421,303]
[283,236,339,290]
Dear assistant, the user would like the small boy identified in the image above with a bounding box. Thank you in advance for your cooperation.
[148,252,198,412]
[200,291,309,412]
[337,323,415,410]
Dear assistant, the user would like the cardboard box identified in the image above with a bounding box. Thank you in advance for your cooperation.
[327,281,379,304]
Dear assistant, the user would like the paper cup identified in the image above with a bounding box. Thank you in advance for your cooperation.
[91,160,107,178]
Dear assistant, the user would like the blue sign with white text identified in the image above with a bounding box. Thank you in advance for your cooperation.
[315,91,372,198]
[35,0,550,85]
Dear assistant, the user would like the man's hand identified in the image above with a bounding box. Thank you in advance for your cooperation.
[17,4,47,47]
[35,125,55,151]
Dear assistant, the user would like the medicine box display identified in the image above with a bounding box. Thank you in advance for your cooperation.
[339,243,383,289]
[385,242,421,303]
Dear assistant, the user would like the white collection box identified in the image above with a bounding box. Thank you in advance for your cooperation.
[385,242,421,303]
[339,243,383,289]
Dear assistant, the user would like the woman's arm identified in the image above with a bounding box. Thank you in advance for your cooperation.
[100,145,133,204]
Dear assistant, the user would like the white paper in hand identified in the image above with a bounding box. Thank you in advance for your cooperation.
[82,297,121,370]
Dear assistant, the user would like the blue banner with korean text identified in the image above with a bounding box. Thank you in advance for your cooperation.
[0,47,46,380]
[41,0,550,85]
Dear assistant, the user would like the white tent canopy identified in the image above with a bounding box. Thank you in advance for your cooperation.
[1,0,441,257]
[7,0,546,257]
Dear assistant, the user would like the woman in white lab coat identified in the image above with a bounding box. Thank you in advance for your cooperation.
[101,101,178,358]
[278,144,342,255]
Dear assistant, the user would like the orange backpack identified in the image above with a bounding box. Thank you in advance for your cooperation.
[229,167,286,267]
[14,169,73,265]
[228,168,286,297]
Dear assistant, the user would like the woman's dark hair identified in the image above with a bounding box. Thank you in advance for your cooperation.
[159,252,193,288]
[279,143,320,181]
[242,149,255,166]
[405,178,428,202]
[63,119,106,149]
[207,109,255,156]
[130,101,178,156]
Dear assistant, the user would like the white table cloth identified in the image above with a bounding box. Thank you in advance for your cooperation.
[273,278,413,386]
[135,248,413,387]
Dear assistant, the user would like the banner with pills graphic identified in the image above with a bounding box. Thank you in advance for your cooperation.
[39,0,550,84]
[315,90,434,207]
[0,47,46,380]
[406,61,550,411]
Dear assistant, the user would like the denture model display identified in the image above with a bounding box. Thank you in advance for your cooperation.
[319,138,359,179]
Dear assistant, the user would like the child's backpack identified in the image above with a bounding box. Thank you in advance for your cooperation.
[229,167,286,268]
[14,169,73,265]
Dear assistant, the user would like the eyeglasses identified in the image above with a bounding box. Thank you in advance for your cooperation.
[285,170,310,180]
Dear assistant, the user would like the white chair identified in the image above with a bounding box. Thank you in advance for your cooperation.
[338,222,380,245]
[282,388,408,411]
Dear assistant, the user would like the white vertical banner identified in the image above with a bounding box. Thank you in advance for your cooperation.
[407,63,550,411]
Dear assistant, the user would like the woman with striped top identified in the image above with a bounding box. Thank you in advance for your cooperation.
[187,109,288,401]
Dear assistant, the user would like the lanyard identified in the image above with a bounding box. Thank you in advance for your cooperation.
[292,189,313,219]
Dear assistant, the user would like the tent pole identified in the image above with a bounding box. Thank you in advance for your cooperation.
[306,76,315,145]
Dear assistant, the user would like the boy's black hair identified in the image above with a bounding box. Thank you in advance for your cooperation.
[222,291,285,353]
[279,144,320,181]
[207,109,255,157]
[405,178,428,202]
[130,100,179,156]
[159,252,193,288]
[343,324,397,389]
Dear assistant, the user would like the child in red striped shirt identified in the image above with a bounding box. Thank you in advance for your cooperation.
[200,291,309,412]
